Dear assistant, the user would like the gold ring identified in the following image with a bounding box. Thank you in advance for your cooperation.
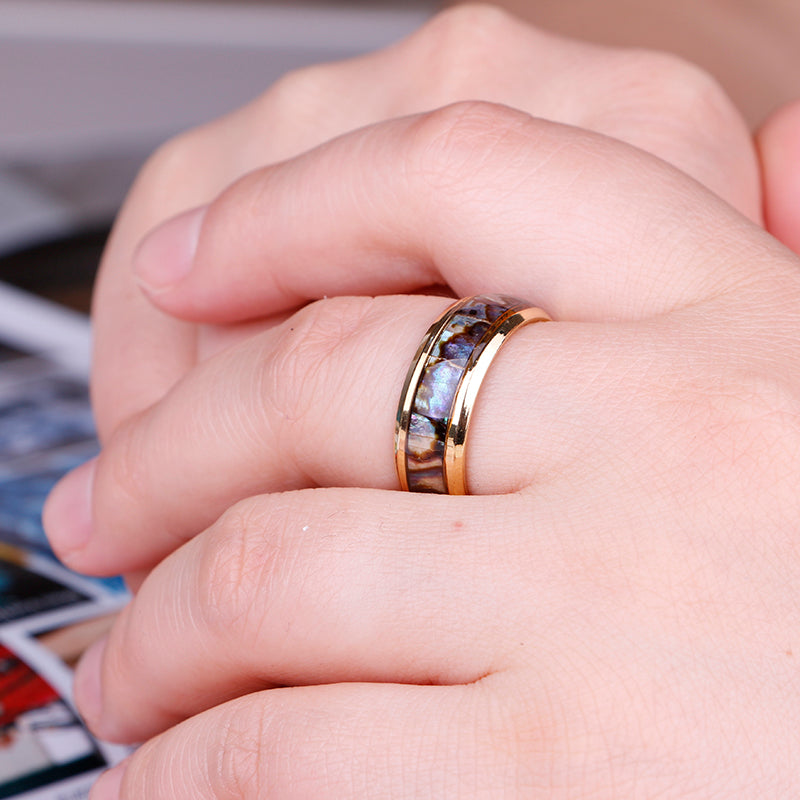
[395,295,550,494]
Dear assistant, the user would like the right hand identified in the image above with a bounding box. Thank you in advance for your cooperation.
[43,100,790,578]
[50,106,800,800]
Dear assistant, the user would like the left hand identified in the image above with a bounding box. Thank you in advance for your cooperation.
[87,4,763,443]
[40,108,800,798]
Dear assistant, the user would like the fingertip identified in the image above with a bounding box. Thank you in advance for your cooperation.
[89,760,127,800]
[757,98,800,255]
[42,458,97,567]
[74,635,107,735]
[133,205,206,297]
[76,634,140,745]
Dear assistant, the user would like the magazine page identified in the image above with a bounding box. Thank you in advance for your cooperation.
[0,283,130,799]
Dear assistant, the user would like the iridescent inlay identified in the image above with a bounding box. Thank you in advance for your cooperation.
[414,360,462,420]
[400,295,528,493]
[407,413,444,463]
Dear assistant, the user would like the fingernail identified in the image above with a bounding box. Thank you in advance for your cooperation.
[90,761,127,800]
[74,635,107,732]
[134,204,206,292]
[42,457,97,559]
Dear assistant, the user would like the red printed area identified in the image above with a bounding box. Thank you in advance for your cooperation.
[0,642,105,797]
[0,644,59,729]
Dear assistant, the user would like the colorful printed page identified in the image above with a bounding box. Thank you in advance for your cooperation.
[0,282,129,800]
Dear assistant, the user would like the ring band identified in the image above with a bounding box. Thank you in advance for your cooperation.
[395,295,550,494]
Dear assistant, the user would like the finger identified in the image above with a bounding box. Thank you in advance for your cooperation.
[90,138,243,441]
[48,294,550,572]
[97,682,522,800]
[92,193,196,443]
[133,103,774,325]
[74,488,543,743]
[46,291,646,573]
[46,261,798,578]
[758,98,800,256]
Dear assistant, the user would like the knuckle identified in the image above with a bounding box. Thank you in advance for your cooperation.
[216,708,265,795]
[197,491,363,646]
[582,49,756,212]
[407,100,533,186]
[412,4,521,100]
[135,129,207,195]
[128,125,229,218]
[213,700,283,796]
[263,296,375,438]
[431,1,515,30]
[197,497,289,636]
[260,62,336,118]
[603,49,740,135]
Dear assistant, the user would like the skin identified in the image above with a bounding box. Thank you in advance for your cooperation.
[471,0,800,127]
[79,4,768,448]
[39,5,800,798]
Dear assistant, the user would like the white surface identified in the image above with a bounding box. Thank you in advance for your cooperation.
[0,0,432,49]
[0,282,91,375]
[0,0,433,255]
[0,726,50,784]
[0,1,433,162]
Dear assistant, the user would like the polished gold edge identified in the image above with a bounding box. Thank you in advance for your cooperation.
[394,297,466,491]
[443,307,550,495]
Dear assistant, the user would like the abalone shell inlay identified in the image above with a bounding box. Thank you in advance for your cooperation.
[403,295,526,493]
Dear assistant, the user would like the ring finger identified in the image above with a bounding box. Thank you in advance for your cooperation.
[47,293,566,572]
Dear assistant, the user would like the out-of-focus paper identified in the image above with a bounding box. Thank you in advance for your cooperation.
[0,282,129,800]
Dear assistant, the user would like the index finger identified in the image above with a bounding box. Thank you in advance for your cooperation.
[135,102,775,324]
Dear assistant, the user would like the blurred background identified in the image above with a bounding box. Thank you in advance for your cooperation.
[0,0,437,309]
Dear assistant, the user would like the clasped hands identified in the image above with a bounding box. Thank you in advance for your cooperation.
[43,6,800,798]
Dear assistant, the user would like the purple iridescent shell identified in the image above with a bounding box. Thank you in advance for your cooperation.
[413,359,462,421]
[400,294,529,494]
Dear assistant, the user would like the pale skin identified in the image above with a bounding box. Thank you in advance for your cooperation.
[474,0,800,127]
[41,5,800,798]
[468,0,800,251]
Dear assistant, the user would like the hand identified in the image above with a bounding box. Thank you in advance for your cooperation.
[480,0,800,126]
[89,3,763,443]
[42,107,800,797]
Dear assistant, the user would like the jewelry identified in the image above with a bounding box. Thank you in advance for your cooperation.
[395,295,549,494]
